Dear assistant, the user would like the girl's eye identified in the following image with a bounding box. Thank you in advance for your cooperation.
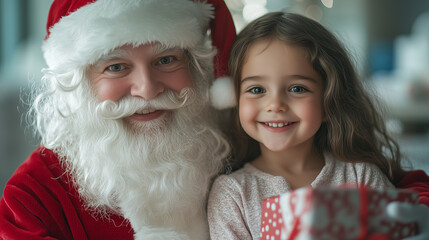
[289,86,307,93]
[249,87,266,94]
[158,56,175,65]
[107,64,125,72]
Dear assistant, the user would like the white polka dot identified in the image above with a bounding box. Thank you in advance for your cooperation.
[273,213,277,219]
[266,234,269,239]
[333,224,339,233]
[265,225,269,231]
[267,202,270,208]
[273,221,277,227]
[275,229,280,235]
[271,203,276,211]
[402,227,410,236]
[262,228,265,233]
[380,199,388,207]
[275,197,279,202]
[269,219,272,223]
[279,218,282,223]
[393,232,399,238]
[271,236,275,240]
[265,212,268,217]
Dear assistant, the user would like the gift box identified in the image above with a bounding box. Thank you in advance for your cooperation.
[260,186,418,240]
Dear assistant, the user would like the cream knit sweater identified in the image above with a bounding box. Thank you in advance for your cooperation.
[207,153,394,240]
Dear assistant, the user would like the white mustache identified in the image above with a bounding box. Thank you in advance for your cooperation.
[95,88,196,120]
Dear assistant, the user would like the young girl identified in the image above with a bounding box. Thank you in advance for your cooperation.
[207,12,405,239]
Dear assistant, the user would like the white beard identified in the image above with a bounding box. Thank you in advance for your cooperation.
[56,87,230,240]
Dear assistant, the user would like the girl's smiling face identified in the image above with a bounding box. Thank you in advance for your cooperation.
[239,38,324,153]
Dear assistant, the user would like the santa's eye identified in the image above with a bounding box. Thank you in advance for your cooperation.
[107,64,125,72]
[158,56,175,65]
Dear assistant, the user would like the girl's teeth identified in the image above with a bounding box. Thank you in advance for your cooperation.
[265,122,289,128]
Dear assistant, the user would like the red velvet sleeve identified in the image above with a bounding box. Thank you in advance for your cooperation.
[0,147,134,240]
[395,170,429,206]
[0,147,85,239]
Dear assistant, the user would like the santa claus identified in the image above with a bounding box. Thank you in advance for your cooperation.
[0,0,235,239]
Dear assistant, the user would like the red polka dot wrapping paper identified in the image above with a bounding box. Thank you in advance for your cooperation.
[260,186,418,240]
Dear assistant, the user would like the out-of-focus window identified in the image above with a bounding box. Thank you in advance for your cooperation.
[0,0,29,79]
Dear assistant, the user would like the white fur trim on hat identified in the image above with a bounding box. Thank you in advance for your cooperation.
[210,76,236,109]
[43,0,213,71]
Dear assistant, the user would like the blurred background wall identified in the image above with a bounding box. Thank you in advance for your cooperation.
[1,0,429,192]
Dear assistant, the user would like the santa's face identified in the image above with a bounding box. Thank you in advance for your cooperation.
[87,43,192,131]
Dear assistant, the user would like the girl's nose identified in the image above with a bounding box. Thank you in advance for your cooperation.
[266,93,288,113]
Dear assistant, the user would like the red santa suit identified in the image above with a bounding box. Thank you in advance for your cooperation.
[396,169,429,206]
[0,147,134,240]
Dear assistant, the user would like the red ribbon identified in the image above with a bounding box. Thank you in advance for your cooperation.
[355,185,389,240]
[286,185,390,240]
[366,234,390,240]
[357,185,369,240]
[288,191,300,240]
[287,189,313,240]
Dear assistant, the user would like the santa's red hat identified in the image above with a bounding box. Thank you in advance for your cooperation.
[43,0,236,109]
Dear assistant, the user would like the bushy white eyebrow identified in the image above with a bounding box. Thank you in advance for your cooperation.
[93,44,185,68]
[151,44,184,55]
[94,48,131,67]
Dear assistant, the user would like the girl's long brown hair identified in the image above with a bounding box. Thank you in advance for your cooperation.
[228,11,405,183]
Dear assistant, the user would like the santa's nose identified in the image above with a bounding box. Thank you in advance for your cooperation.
[130,68,165,100]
